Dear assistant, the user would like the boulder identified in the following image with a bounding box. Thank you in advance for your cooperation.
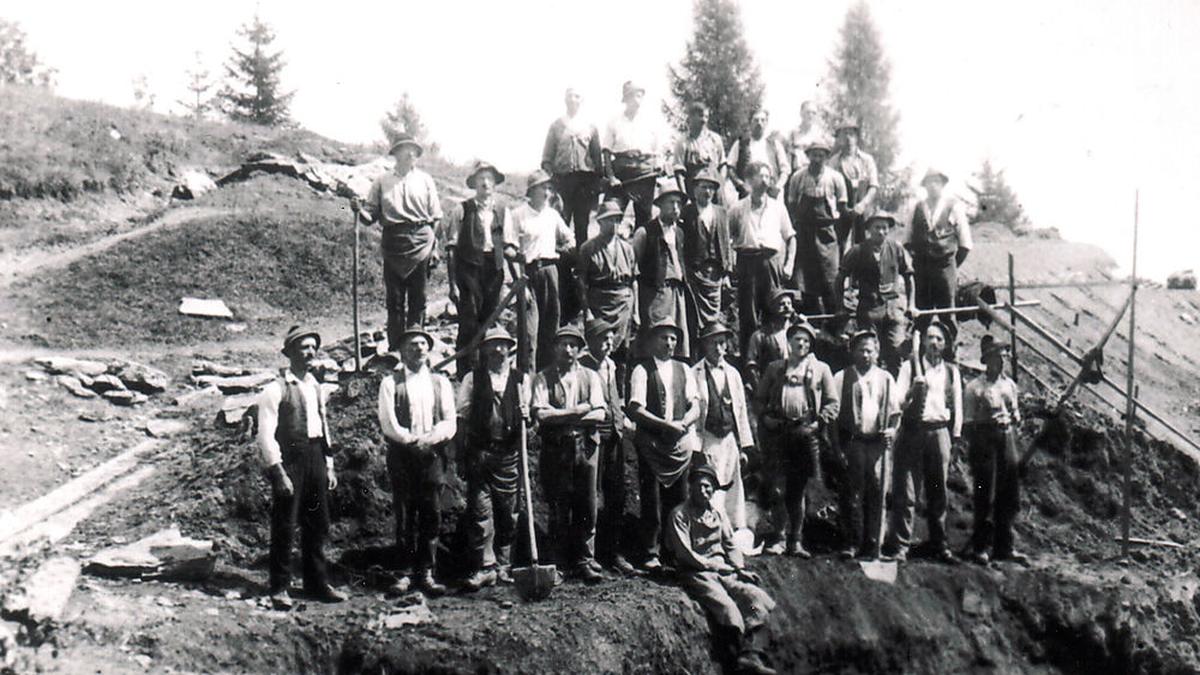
[145,419,190,438]
[110,361,169,394]
[56,375,96,398]
[178,297,234,319]
[35,356,109,377]
[23,370,47,382]
[194,371,275,394]
[191,359,247,378]
[84,527,215,582]
[3,557,81,623]
[88,373,125,393]
[103,390,148,406]
[171,169,217,200]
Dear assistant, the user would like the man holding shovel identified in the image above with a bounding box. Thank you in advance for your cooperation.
[352,134,443,349]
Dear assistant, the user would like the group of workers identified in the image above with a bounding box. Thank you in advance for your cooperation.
[257,82,1021,675]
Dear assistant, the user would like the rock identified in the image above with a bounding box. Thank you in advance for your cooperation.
[218,392,260,426]
[172,385,222,408]
[195,371,275,394]
[103,390,148,406]
[3,556,81,623]
[56,375,96,398]
[84,526,216,581]
[145,419,190,438]
[24,370,48,382]
[1180,313,1196,326]
[78,410,111,422]
[88,373,126,393]
[171,169,217,200]
[179,297,234,319]
[110,361,169,394]
[192,360,247,377]
[35,356,109,377]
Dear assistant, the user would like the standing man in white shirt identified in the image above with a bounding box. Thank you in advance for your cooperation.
[256,325,344,610]
[628,320,701,572]
[377,328,457,596]
[353,134,444,348]
[513,169,575,370]
[603,80,662,231]
[542,87,604,247]
[828,122,880,249]
[728,162,796,358]
[885,320,963,563]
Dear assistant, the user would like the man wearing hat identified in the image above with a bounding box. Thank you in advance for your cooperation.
[445,161,519,376]
[743,288,797,394]
[672,102,728,201]
[632,177,693,359]
[963,336,1027,565]
[532,324,608,583]
[886,320,963,563]
[755,320,839,557]
[727,108,790,199]
[906,168,973,334]
[728,161,796,357]
[832,330,902,559]
[828,122,880,249]
[542,87,604,247]
[513,169,576,370]
[786,139,849,316]
[836,211,915,375]
[581,318,637,575]
[353,134,443,349]
[692,322,754,534]
[578,199,639,357]
[377,327,457,595]
[456,327,532,591]
[665,463,778,675]
[256,326,344,609]
[628,319,701,571]
[603,80,663,231]
[680,168,734,355]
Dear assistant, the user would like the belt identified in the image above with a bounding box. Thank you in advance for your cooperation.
[918,420,950,430]
[383,219,436,228]
[735,247,777,258]
[527,259,559,269]
[593,280,633,289]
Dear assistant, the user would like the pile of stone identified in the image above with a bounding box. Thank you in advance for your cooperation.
[26,357,169,407]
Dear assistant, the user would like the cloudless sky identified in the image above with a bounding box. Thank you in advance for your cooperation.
[10,0,1199,281]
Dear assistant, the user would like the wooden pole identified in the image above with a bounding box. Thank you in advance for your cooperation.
[1009,253,1018,383]
[1121,191,1139,558]
[352,211,362,373]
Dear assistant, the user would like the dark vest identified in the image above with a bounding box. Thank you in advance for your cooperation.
[391,368,447,433]
[680,203,733,276]
[702,364,736,436]
[455,199,507,266]
[581,353,625,434]
[274,369,329,451]
[637,218,687,288]
[909,202,959,263]
[837,366,864,433]
[468,366,522,445]
[644,359,688,421]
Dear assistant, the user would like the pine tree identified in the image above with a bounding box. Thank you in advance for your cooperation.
[666,0,765,144]
[219,15,293,126]
[178,51,215,120]
[380,93,427,144]
[969,159,1028,229]
[825,1,901,176]
[0,19,55,87]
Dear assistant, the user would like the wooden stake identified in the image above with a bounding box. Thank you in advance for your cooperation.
[352,210,362,373]
[1009,253,1018,382]
[1121,191,1139,558]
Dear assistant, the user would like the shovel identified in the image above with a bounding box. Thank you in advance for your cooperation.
[513,418,556,600]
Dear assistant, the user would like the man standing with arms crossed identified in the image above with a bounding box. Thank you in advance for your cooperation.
[353,134,443,348]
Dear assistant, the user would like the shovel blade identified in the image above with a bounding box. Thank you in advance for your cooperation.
[859,560,898,584]
[513,564,557,601]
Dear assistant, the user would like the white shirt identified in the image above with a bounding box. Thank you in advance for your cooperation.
[445,198,517,253]
[629,357,699,422]
[256,370,326,467]
[896,358,963,436]
[377,364,456,445]
[832,366,901,436]
[728,196,794,253]
[456,369,532,419]
[604,112,659,155]
[512,202,574,263]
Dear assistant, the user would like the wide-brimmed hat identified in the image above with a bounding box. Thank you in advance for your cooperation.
[865,211,898,228]
[387,133,424,157]
[849,329,878,349]
[621,80,646,101]
[596,199,625,222]
[555,324,586,346]
[835,121,860,136]
[466,161,506,188]
[981,334,1010,360]
[399,327,435,350]
[281,325,321,355]
[649,319,683,340]
[689,462,720,486]
[584,318,616,343]
[691,168,722,189]
[768,288,795,312]
[480,326,516,348]
[526,168,553,195]
[805,139,833,156]
[697,322,733,342]
[653,176,688,206]
[787,321,816,339]
[921,168,949,186]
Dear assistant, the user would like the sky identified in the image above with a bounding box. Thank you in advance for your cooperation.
[9,0,1199,281]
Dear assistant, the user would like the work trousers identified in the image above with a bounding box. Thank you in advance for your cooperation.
[387,442,445,574]
[596,428,628,562]
[606,165,655,231]
[735,251,785,358]
[888,425,952,552]
[454,258,504,376]
[762,425,821,544]
[526,261,561,371]
[968,424,1021,556]
[382,256,429,351]
[269,438,330,593]
[856,300,907,376]
[554,171,599,247]
[914,257,957,333]
[541,431,600,568]
[837,436,890,555]
[465,448,520,571]
[637,449,690,562]
[680,570,776,633]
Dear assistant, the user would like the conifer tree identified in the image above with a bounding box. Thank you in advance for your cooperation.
[220,15,293,126]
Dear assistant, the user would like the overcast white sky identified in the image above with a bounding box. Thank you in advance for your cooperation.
[10,0,1199,280]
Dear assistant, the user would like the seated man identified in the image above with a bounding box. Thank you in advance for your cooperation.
[666,464,777,675]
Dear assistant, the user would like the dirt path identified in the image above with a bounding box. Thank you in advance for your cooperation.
[0,205,229,289]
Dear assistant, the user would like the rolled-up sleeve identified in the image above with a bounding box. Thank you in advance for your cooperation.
[531,372,552,419]
[256,382,283,467]
[424,173,444,220]
[629,364,649,409]
[377,376,408,444]
[445,203,464,248]
[955,203,973,250]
